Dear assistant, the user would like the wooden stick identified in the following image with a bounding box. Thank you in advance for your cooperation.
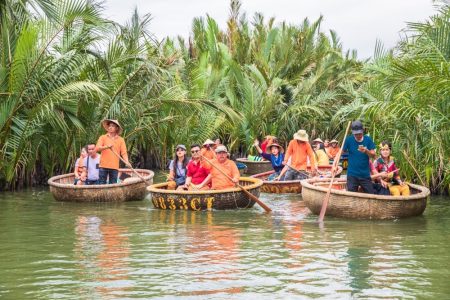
[109,148,151,186]
[318,121,352,223]
[201,155,272,213]
[402,150,426,186]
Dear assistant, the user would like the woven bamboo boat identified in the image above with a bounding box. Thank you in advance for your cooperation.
[251,165,343,194]
[236,158,272,175]
[301,178,430,219]
[48,169,154,202]
[147,177,263,211]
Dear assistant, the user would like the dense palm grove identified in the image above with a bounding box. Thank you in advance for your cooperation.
[0,0,448,193]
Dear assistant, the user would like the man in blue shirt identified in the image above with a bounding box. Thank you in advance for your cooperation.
[342,120,376,193]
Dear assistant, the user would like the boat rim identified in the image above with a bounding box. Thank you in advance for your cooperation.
[147,177,263,195]
[251,166,343,184]
[47,169,154,189]
[236,158,271,164]
[300,177,430,201]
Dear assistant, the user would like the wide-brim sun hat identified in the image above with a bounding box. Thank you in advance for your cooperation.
[176,144,186,151]
[266,143,284,154]
[293,130,309,142]
[351,120,364,134]
[203,139,215,146]
[330,139,339,144]
[102,119,123,135]
[215,145,228,153]
[312,138,324,144]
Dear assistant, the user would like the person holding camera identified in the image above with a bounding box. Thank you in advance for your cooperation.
[343,120,376,193]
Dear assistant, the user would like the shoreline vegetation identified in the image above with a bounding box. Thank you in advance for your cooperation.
[0,0,448,194]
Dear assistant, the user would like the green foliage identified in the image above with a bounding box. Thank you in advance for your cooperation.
[0,0,448,194]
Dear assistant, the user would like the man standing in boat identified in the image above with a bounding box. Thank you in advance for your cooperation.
[281,129,317,180]
[95,119,130,184]
[343,120,376,193]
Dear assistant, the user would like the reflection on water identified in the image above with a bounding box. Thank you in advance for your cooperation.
[75,216,131,298]
[0,190,449,299]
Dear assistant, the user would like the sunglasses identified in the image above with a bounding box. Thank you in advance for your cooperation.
[191,150,200,153]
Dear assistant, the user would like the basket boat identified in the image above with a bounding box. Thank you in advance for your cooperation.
[236,158,273,175]
[48,169,154,202]
[147,177,263,211]
[300,178,430,219]
[251,165,343,194]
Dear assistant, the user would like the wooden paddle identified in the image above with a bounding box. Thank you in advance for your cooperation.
[201,155,272,213]
[318,121,352,223]
[109,148,152,186]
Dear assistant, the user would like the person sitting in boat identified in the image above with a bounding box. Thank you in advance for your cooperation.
[324,139,330,150]
[281,130,317,180]
[201,145,240,190]
[343,120,376,193]
[180,144,210,190]
[371,141,410,196]
[213,138,221,150]
[82,143,101,185]
[259,135,276,157]
[167,144,190,190]
[74,146,88,185]
[200,139,216,168]
[312,139,330,166]
[253,139,285,180]
[95,119,130,184]
[326,139,340,160]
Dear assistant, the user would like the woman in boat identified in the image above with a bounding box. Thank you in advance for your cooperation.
[254,139,285,180]
[371,141,410,196]
[167,144,190,190]
[74,146,88,185]
[312,139,330,166]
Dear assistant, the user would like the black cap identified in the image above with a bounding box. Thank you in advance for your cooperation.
[351,120,364,134]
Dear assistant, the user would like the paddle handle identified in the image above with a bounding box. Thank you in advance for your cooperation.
[318,121,352,223]
[201,155,272,213]
[109,148,151,186]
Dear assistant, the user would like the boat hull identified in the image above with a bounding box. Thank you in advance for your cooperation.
[147,177,263,211]
[236,158,272,175]
[251,166,342,194]
[48,169,154,202]
[301,178,430,219]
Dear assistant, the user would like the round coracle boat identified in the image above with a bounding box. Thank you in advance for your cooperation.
[236,158,272,175]
[301,178,430,219]
[147,177,263,211]
[251,165,343,194]
[48,169,154,202]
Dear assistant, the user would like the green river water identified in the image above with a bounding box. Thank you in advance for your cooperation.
[0,188,449,299]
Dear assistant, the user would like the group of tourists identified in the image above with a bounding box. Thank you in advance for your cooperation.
[344,120,409,196]
[74,119,130,185]
[248,120,409,196]
[73,119,409,196]
[166,140,239,191]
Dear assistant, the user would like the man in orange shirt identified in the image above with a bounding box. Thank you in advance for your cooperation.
[95,119,130,184]
[200,145,240,190]
[281,129,317,180]
[327,139,341,160]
